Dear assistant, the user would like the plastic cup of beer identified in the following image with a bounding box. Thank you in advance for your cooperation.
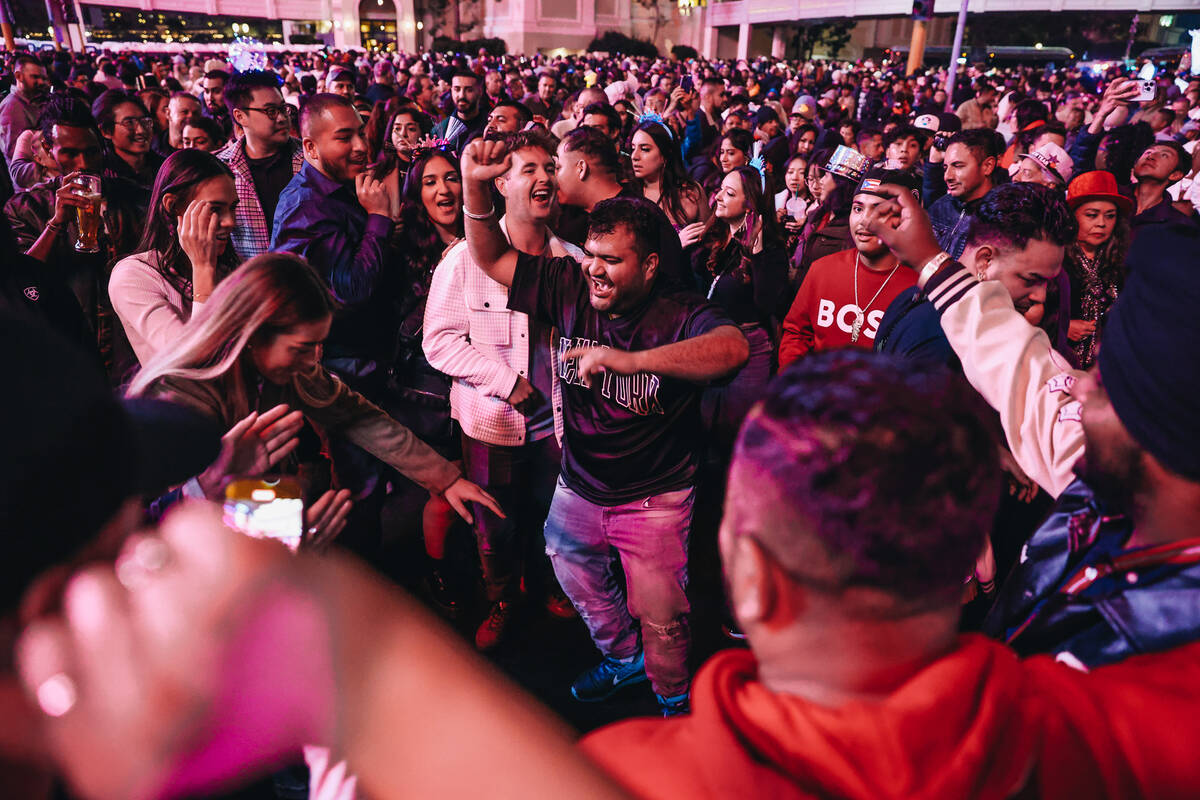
[72,174,102,253]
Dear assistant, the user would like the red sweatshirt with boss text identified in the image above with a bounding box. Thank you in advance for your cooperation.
[779,248,917,369]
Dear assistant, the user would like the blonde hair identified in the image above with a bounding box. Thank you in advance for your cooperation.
[128,252,336,398]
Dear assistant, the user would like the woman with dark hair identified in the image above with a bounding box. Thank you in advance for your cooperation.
[139,87,169,138]
[92,89,163,190]
[369,106,435,217]
[692,128,752,196]
[791,147,857,288]
[693,164,788,450]
[109,149,240,366]
[628,118,711,247]
[1063,171,1131,369]
[384,148,470,610]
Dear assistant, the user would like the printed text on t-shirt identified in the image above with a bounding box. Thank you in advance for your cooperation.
[558,336,665,416]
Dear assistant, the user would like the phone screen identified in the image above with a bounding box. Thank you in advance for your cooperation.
[681,76,694,92]
[223,478,304,551]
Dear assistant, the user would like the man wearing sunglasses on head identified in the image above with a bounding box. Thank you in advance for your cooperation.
[215,70,305,261]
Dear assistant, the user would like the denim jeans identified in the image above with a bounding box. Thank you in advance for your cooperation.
[543,477,694,698]
[462,433,562,602]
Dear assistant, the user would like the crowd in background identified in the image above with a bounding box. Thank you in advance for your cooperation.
[2,39,1200,800]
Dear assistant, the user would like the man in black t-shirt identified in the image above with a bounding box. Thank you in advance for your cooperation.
[460,137,749,716]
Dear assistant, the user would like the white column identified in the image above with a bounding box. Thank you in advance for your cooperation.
[395,0,417,52]
[771,25,785,59]
[701,17,717,59]
[736,22,749,60]
[331,0,361,49]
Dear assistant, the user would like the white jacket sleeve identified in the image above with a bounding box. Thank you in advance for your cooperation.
[423,244,520,400]
[928,262,1087,499]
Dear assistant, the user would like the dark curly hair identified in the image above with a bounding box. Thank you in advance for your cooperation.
[700,165,783,285]
[562,124,622,177]
[1097,123,1155,185]
[733,349,1001,612]
[397,150,463,281]
[587,196,688,292]
[967,182,1078,254]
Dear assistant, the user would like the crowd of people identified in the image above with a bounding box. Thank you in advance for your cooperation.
[1,40,1199,799]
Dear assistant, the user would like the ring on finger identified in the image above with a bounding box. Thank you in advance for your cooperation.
[116,536,171,591]
[36,672,78,717]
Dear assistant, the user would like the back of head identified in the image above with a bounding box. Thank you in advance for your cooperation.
[967,182,1077,253]
[1,314,136,613]
[732,349,1000,614]
[562,124,621,178]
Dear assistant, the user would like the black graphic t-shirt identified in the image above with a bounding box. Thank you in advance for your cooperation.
[509,251,733,505]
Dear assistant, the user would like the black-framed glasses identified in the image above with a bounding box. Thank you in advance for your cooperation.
[115,116,154,132]
[242,105,290,121]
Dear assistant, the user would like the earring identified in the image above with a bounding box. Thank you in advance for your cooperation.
[977,270,986,281]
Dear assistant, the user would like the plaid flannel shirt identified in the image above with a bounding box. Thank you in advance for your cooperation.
[215,137,305,261]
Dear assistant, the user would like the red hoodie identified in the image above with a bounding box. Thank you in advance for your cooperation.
[581,636,1200,799]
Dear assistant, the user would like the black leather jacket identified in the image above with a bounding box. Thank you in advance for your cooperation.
[983,478,1200,668]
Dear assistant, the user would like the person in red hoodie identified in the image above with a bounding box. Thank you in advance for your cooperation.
[778,169,919,368]
[581,348,1200,800]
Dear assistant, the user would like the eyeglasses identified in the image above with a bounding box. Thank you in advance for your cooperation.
[242,105,290,121]
[115,116,154,132]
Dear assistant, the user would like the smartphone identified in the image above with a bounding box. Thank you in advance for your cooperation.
[1135,79,1157,102]
[681,75,694,93]
[223,477,304,552]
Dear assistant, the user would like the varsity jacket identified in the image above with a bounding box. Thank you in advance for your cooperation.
[927,261,1200,668]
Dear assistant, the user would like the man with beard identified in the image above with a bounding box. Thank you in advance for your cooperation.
[199,69,233,139]
[271,93,391,348]
[432,69,488,156]
[923,128,1003,260]
[424,130,574,650]
[0,55,50,161]
[460,137,748,715]
[865,178,1200,669]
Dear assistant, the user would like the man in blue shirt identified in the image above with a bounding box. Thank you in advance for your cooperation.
[271,93,392,366]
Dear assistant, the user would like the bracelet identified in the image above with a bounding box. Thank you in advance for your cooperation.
[463,205,496,221]
[45,220,62,235]
[917,251,951,289]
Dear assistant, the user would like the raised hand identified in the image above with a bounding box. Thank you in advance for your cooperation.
[859,183,944,278]
[355,172,391,217]
[197,405,305,499]
[461,137,513,186]
[50,172,94,227]
[177,199,221,299]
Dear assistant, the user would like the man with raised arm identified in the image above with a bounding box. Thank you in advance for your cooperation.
[460,137,749,716]
[863,183,1200,669]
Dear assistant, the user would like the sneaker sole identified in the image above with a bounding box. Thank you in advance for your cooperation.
[570,671,649,703]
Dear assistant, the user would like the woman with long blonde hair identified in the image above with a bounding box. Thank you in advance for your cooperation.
[128,252,501,523]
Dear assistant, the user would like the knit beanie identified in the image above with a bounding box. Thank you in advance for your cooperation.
[1097,223,1200,481]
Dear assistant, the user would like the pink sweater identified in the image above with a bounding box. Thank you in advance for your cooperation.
[109,251,207,366]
